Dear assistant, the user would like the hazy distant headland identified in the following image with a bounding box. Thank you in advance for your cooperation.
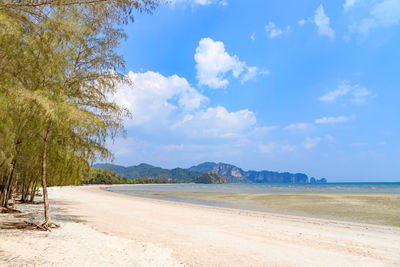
[93,162,327,184]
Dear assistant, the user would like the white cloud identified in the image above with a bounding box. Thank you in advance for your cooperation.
[371,0,400,26]
[219,0,228,6]
[112,71,208,127]
[265,22,290,38]
[314,4,335,40]
[344,0,360,11]
[318,81,373,104]
[259,142,296,154]
[194,0,211,4]
[318,83,350,102]
[348,18,376,36]
[171,106,256,139]
[303,136,322,149]
[348,0,400,37]
[298,19,306,25]
[315,114,356,124]
[250,126,278,137]
[112,70,260,141]
[194,38,262,88]
[241,66,258,83]
[250,32,256,41]
[352,86,374,104]
[265,22,283,38]
[285,122,313,132]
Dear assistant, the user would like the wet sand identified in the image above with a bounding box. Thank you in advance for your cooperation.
[123,191,400,227]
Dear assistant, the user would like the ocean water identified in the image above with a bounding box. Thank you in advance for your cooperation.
[107,182,400,195]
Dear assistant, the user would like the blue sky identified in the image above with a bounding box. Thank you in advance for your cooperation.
[108,0,400,182]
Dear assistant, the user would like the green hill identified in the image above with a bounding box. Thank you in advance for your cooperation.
[195,172,227,184]
[93,163,201,183]
[94,162,317,184]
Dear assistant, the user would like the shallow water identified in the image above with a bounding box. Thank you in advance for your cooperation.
[105,183,400,227]
[108,182,400,194]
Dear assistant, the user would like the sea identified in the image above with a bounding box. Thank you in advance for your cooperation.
[106,182,400,194]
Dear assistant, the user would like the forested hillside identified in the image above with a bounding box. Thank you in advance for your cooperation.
[94,162,315,183]
[94,163,202,183]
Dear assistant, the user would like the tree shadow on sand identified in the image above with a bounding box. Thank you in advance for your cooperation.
[0,200,87,231]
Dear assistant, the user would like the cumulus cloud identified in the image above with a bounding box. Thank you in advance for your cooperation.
[265,22,283,38]
[318,81,373,104]
[285,122,313,132]
[315,114,356,124]
[112,70,259,141]
[171,106,256,139]
[348,0,400,37]
[314,4,335,40]
[194,38,263,88]
[112,71,208,127]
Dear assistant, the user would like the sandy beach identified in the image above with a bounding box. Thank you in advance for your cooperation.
[1,185,400,266]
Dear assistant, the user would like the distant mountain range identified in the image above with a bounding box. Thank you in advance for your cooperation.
[189,162,308,183]
[93,162,322,184]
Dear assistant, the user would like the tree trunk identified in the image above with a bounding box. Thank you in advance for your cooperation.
[29,180,37,203]
[1,160,16,208]
[0,175,7,207]
[41,125,51,225]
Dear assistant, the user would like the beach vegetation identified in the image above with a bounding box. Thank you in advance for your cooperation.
[195,172,227,184]
[0,0,161,230]
[83,168,177,185]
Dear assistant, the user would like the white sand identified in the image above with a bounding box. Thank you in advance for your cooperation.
[1,185,400,266]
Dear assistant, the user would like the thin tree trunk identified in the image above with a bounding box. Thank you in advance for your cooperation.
[0,175,7,207]
[29,180,37,203]
[41,125,51,225]
[21,177,27,202]
[1,160,16,208]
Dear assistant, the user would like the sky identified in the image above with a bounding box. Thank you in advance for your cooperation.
[107,0,400,182]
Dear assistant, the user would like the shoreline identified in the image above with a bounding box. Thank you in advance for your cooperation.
[103,184,400,228]
[1,185,400,266]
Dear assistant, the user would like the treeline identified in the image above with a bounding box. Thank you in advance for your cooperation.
[0,0,160,229]
[83,168,177,185]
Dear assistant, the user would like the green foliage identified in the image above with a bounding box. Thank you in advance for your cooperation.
[130,177,176,184]
[195,172,227,184]
[0,0,162,209]
[83,168,126,185]
[94,163,202,182]
[83,168,177,184]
